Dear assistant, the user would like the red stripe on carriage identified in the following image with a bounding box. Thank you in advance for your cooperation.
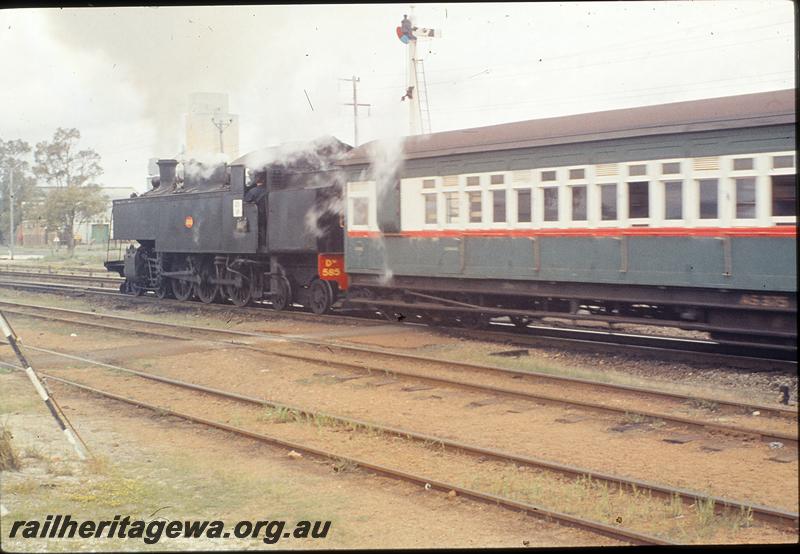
[347,226,797,239]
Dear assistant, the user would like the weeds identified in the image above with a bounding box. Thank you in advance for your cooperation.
[331,458,358,474]
[260,405,299,424]
[46,461,75,477]
[0,425,20,471]
[688,399,720,412]
[695,497,717,527]
[312,414,337,430]
[622,412,652,425]
[731,505,753,531]
[668,493,684,518]
[3,480,37,495]
[68,476,145,508]
[22,445,46,461]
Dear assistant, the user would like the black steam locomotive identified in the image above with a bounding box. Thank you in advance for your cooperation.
[105,137,350,314]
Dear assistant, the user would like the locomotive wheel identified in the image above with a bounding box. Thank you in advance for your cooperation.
[271,275,292,311]
[171,257,196,301]
[195,262,220,304]
[130,282,145,296]
[171,278,193,301]
[225,264,254,307]
[156,281,171,299]
[309,279,333,315]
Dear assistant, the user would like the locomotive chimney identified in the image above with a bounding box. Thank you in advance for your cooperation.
[157,159,178,188]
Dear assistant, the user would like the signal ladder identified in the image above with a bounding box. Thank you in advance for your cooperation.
[415,58,432,135]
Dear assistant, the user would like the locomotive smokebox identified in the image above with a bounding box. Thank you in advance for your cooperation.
[157,159,178,188]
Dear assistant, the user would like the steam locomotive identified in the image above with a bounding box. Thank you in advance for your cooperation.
[107,89,797,346]
[106,137,350,314]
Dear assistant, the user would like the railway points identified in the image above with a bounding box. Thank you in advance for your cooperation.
[0,297,796,443]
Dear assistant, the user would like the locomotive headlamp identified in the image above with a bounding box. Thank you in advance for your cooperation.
[184,216,194,229]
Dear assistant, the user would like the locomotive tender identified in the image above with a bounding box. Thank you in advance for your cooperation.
[108,89,796,346]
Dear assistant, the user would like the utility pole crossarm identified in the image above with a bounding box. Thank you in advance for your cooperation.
[339,76,371,147]
[211,116,234,155]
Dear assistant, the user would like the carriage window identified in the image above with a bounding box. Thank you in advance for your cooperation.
[468,191,482,223]
[422,178,436,189]
[735,177,756,219]
[628,182,649,218]
[490,174,505,185]
[493,190,506,222]
[600,184,617,221]
[445,192,459,223]
[571,186,587,221]
[773,155,795,169]
[628,164,647,177]
[541,170,556,182]
[698,179,718,219]
[664,181,683,220]
[733,158,754,171]
[424,194,437,224]
[352,198,369,226]
[543,188,559,221]
[772,174,797,216]
[466,176,480,187]
[517,189,532,223]
[661,162,681,175]
[569,168,585,180]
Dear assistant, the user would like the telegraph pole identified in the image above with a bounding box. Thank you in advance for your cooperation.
[340,76,371,147]
[211,116,234,154]
[8,165,15,260]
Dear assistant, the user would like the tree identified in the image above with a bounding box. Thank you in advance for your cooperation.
[32,128,108,254]
[0,138,40,246]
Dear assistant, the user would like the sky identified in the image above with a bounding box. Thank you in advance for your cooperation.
[0,2,795,193]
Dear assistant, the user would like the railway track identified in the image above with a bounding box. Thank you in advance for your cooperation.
[1,299,796,447]
[0,268,121,288]
[0,360,673,545]
[2,352,797,543]
[0,271,796,370]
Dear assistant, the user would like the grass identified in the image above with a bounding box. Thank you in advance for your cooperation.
[68,474,147,508]
[5,245,109,266]
[22,444,46,460]
[46,460,75,476]
[3,479,37,495]
[461,464,766,543]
